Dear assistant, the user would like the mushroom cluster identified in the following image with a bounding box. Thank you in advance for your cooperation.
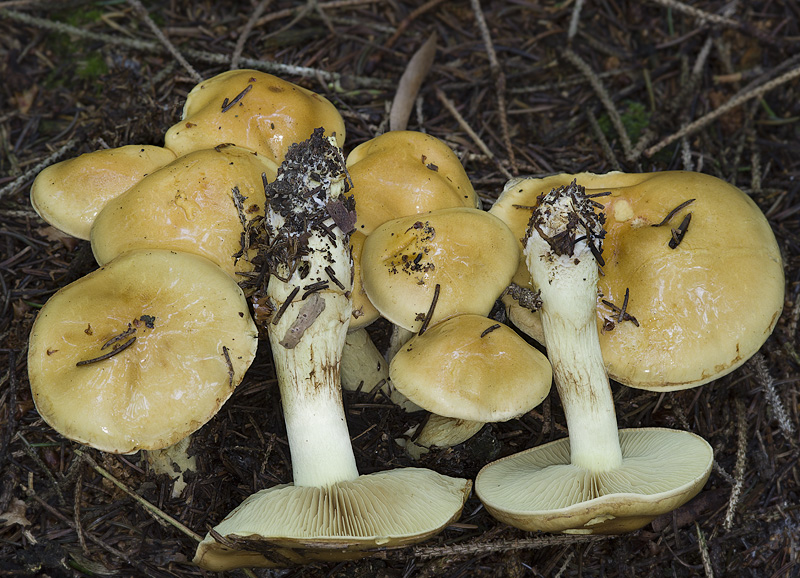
[27,70,345,489]
[27,68,785,570]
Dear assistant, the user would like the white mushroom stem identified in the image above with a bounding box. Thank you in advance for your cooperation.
[268,233,358,487]
[258,129,360,488]
[524,183,623,473]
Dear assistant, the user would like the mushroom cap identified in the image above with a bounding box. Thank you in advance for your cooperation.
[30,144,176,240]
[361,207,520,332]
[490,171,784,391]
[346,131,480,235]
[27,249,258,453]
[193,468,472,570]
[390,315,552,421]
[164,70,345,164]
[475,428,713,534]
[90,146,278,280]
[398,416,487,460]
[349,230,381,330]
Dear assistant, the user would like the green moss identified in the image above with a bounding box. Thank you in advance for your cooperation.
[597,100,651,144]
[77,53,108,80]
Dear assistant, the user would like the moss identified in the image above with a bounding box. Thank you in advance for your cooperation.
[598,100,651,144]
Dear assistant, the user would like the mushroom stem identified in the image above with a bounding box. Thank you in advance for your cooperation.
[268,271,358,487]
[258,129,360,488]
[524,181,622,473]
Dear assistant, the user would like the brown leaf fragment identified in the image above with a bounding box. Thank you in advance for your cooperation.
[325,196,357,234]
[0,498,31,528]
[279,293,326,349]
[390,31,438,131]
[37,226,80,251]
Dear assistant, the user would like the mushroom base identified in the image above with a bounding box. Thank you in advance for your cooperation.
[475,428,713,535]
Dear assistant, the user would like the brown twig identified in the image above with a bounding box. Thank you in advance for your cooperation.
[470,0,516,173]
[645,64,800,158]
[126,0,202,82]
[562,48,633,161]
[434,86,512,180]
[74,449,203,542]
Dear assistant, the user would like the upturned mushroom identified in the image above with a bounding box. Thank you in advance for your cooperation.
[30,144,176,240]
[27,249,258,454]
[391,314,552,458]
[90,145,278,281]
[164,70,345,164]
[489,171,784,391]
[194,129,471,570]
[475,181,714,534]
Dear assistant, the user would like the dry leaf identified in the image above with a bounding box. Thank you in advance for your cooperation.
[390,31,438,132]
[37,226,80,251]
[0,498,32,528]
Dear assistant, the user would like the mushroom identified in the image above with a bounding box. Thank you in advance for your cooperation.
[27,249,258,454]
[164,70,345,165]
[346,130,481,235]
[475,181,714,534]
[193,129,471,570]
[30,144,176,240]
[347,230,381,330]
[340,231,404,405]
[390,314,552,458]
[340,327,389,395]
[90,145,278,281]
[361,207,520,335]
[341,131,481,383]
[489,171,784,391]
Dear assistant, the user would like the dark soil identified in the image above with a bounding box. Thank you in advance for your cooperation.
[1,1,799,577]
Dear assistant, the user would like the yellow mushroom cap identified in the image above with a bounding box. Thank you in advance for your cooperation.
[90,146,278,280]
[475,428,713,534]
[490,171,784,391]
[349,230,381,330]
[361,207,520,332]
[194,468,471,570]
[390,315,552,422]
[27,249,258,453]
[30,145,176,240]
[346,131,480,235]
[164,70,345,164]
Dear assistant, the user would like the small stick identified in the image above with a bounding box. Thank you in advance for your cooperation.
[480,324,501,338]
[434,86,512,180]
[231,0,272,69]
[101,325,136,350]
[601,289,639,327]
[222,346,234,388]
[652,198,695,227]
[418,284,440,335]
[74,449,203,542]
[126,0,201,83]
[324,265,345,290]
[270,286,300,325]
[470,0,516,173]
[221,83,253,113]
[301,281,329,300]
[645,64,800,157]
[76,337,136,367]
[668,213,692,249]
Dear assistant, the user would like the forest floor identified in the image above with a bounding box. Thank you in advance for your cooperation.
[1,1,799,577]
